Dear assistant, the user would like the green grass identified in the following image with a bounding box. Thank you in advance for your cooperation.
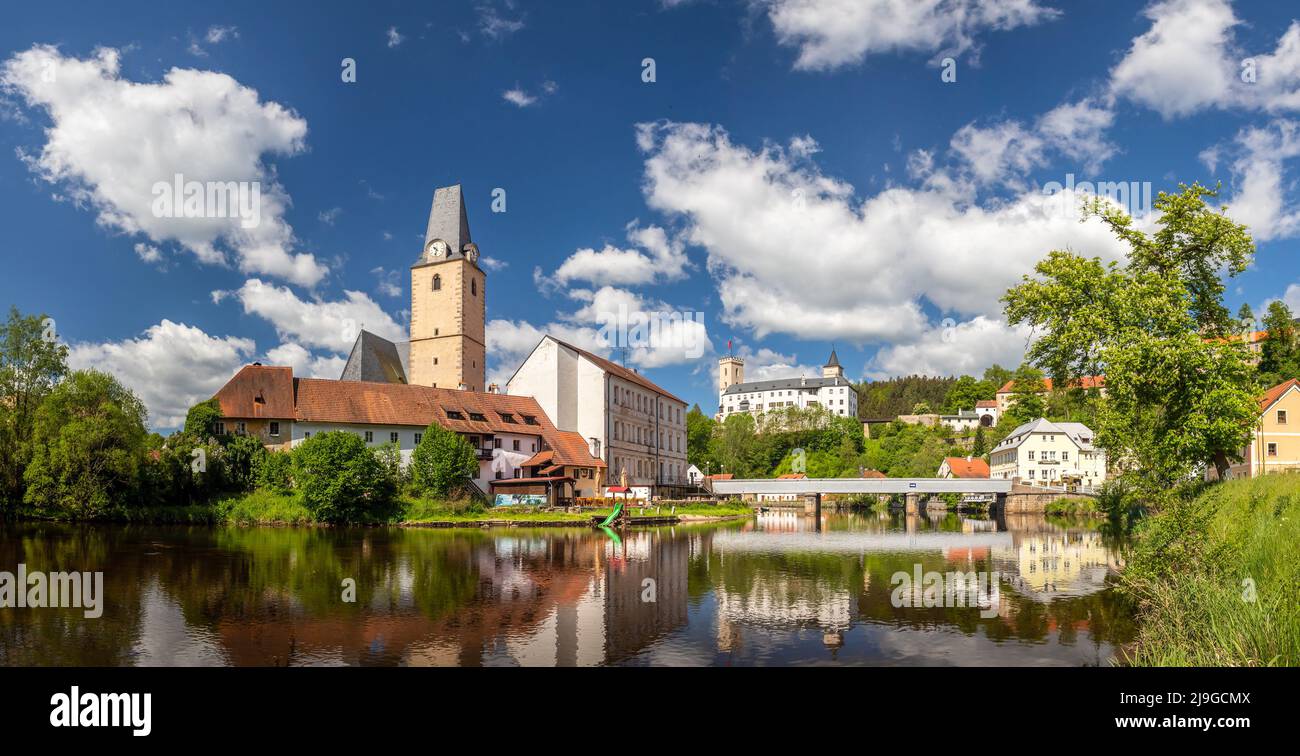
[1044,496,1101,516]
[213,489,315,525]
[398,496,753,524]
[1124,473,1300,666]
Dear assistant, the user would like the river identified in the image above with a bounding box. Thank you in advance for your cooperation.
[0,510,1136,666]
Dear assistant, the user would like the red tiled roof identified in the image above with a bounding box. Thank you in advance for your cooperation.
[997,375,1105,394]
[490,476,573,486]
[213,365,295,420]
[942,456,990,478]
[776,473,807,479]
[1260,379,1300,412]
[860,469,887,478]
[213,366,604,467]
[549,337,685,405]
[975,400,997,408]
[707,473,734,480]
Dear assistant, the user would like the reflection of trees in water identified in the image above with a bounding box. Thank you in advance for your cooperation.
[0,523,143,666]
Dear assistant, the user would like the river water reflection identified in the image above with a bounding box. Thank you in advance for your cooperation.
[0,511,1135,666]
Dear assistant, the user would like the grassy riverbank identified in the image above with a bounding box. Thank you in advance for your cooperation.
[11,491,755,527]
[1124,474,1300,666]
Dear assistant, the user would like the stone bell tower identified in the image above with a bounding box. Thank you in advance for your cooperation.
[408,185,486,391]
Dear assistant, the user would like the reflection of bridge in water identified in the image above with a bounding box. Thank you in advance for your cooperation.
[711,529,1014,554]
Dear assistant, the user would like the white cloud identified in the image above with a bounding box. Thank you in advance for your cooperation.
[134,243,162,264]
[636,121,1131,345]
[479,4,526,39]
[865,316,1028,379]
[480,255,508,271]
[949,97,1117,186]
[386,26,405,48]
[68,320,255,429]
[370,266,403,297]
[756,0,1060,71]
[318,207,341,225]
[230,278,404,353]
[264,342,347,379]
[502,87,537,107]
[1109,0,1300,118]
[206,26,239,45]
[0,45,327,286]
[1210,119,1300,242]
[543,223,690,287]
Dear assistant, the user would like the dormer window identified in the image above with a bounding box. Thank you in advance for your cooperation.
[445,409,465,420]
[499,412,516,423]
[469,412,487,422]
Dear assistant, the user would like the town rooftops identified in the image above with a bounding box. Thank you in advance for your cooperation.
[212,365,603,466]
[723,375,854,396]
[991,418,1098,453]
[997,375,1105,394]
[941,456,991,478]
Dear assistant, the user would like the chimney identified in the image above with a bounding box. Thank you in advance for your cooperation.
[488,383,500,394]
[457,383,469,391]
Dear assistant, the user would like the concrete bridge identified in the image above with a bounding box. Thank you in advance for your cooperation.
[709,477,1014,516]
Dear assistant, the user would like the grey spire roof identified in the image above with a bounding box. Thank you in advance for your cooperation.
[825,348,840,368]
[340,330,410,384]
[423,184,472,258]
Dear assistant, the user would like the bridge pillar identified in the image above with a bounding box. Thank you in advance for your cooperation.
[905,492,921,514]
[993,493,1007,513]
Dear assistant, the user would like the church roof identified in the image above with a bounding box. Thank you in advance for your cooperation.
[340,330,409,384]
[423,184,472,258]
[825,348,840,368]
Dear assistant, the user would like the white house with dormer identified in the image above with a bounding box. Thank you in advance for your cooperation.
[989,418,1108,487]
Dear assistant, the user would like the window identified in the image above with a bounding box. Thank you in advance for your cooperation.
[498,412,516,423]
[414,433,422,445]
[304,432,311,438]
[237,421,246,434]
[269,421,280,436]
[493,438,501,448]
[215,421,226,435]
[364,431,373,443]
[469,412,486,422]
[432,274,441,291]
[445,410,465,420]
[471,279,477,296]
[390,432,399,444]
[495,471,503,480]
[523,415,539,426]
[434,358,439,365]
[1280,410,1289,425]
[512,439,520,451]
[1062,451,1069,461]
[1268,442,1278,457]
[1028,451,1035,460]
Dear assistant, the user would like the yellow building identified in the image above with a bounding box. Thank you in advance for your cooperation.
[408,185,487,392]
[1208,378,1300,480]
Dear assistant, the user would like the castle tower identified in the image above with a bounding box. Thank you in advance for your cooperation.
[822,348,844,380]
[408,185,486,391]
[719,353,744,393]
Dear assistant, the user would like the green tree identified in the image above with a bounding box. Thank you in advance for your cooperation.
[22,370,147,518]
[1236,302,1255,332]
[1004,183,1258,492]
[411,422,478,498]
[714,413,763,477]
[686,404,716,470]
[942,375,997,412]
[1004,364,1047,425]
[1258,299,1298,382]
[982,364,1014,390]
[183,398,225,438]
[0,306,69,508]
[292,431,394,523]
[972,425,987,457]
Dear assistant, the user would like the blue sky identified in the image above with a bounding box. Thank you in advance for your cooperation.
[2,0,1299,429]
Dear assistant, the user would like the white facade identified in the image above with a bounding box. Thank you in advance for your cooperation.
[507,336,689,490]
[989,419,1107,487]
[719,379,857,421]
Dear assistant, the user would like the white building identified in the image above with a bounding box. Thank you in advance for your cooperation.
[717,349,857,421]
[989,418,1107,487]
[506,336,689,491]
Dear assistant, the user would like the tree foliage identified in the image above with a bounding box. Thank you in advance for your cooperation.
[0,306,68,509]
[1003,183,1258,496]
[411,422,478,497]
[291,431,395,523]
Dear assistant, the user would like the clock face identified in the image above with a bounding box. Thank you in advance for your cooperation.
[426,239,449,260]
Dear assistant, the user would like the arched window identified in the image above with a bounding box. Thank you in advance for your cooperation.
[471,278,477,296]
[432,274,441,291]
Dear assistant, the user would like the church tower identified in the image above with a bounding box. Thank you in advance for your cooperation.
[822,348,844,380]
[408,185,486,391]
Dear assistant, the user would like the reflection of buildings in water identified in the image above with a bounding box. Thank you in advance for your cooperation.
[961,518,998,533]
[714,577,853,638]
[992,530,1113,602]
[603,531,689,662]
[755,510,812,533]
